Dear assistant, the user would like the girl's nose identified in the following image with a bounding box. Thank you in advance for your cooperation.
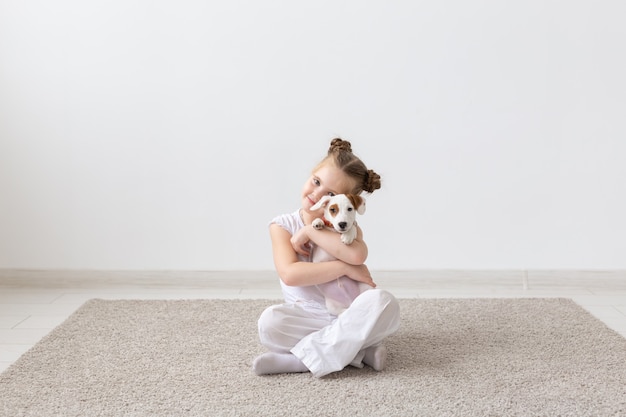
[311,190,324,202]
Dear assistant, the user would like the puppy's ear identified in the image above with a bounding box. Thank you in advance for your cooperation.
[356,196,366,215]
[311,195,332,211]
[348,194,366,215]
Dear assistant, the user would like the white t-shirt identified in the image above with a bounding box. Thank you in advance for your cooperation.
[270,210,327,308]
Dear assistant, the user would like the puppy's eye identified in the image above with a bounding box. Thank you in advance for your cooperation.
[348,207,353,212]
[329,208,337,214]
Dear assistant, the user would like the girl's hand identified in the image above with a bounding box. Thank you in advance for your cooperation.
[290,225,312,258]
[346,264,376,288]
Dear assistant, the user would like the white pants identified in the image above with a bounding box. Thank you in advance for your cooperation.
[257,289,400,377]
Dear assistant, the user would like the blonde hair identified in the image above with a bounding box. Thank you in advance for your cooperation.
[314,138,381,195]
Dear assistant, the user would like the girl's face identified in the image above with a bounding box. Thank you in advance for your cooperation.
[301,164,357,215]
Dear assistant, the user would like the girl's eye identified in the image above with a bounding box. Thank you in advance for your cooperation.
[328,192,335,197]
[313,179,320,186]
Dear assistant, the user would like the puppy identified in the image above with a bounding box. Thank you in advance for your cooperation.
[310,194,370,315]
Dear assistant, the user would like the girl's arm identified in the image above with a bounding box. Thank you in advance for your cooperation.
[290,224,368,266]
[270,224,375,288]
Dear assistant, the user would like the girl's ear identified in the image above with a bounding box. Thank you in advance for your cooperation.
[311,195,332,211]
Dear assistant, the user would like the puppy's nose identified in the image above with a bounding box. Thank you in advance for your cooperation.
[338,222,347,229]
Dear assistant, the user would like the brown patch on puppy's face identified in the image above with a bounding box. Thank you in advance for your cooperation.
[346,194,362,210]
[328,203,339,218]
[346,194,366,215]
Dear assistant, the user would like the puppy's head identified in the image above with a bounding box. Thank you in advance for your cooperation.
[310,194,366,233]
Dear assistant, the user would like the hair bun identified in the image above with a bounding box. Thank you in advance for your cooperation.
[364,169,381,193]
[329,138,352,154]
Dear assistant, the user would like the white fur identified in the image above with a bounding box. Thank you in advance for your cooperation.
[309,194,370,315]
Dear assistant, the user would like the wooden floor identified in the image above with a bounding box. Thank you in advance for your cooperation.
[1,269,626,373]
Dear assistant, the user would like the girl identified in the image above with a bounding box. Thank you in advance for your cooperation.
[253,138,400,378]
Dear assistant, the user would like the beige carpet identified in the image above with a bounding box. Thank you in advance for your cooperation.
[1,298,625,416]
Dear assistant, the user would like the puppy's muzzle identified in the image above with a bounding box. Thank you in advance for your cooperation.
[338,222,347,230]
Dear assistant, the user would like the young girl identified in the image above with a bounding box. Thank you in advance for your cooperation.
[253,138,400,378]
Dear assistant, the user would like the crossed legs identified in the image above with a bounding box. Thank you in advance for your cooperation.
[254,290,400,377]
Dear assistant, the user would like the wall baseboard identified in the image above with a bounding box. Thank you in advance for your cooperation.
[1,269,624,290]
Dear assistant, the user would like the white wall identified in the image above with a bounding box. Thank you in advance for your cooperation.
[1,1,624,270]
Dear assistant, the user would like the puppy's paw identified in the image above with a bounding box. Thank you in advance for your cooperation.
[341,233,355,245]
[312,218,324,230]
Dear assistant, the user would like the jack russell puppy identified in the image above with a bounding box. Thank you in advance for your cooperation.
[310,194,371,315]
